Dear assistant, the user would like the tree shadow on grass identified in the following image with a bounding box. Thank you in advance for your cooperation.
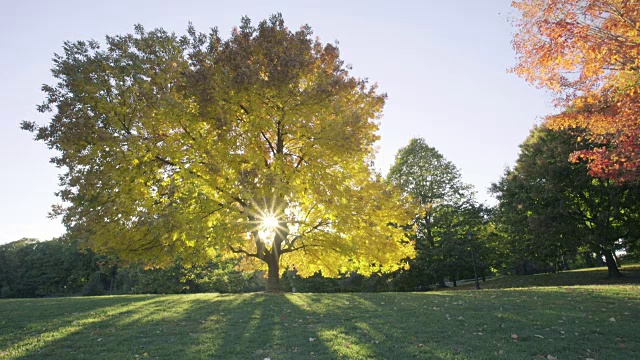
[4,288,639,359]
[1,295,164,358]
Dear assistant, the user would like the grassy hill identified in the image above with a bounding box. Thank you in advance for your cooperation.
[447,264,640,290]
[1,267,639,360]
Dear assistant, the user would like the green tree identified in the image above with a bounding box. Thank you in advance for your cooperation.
[0,239,37,297]
[491,126,640,278]
[0,237,99,298]
[23,15,413,292]
[387,138,476,288]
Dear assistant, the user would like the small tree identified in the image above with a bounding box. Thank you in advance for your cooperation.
[24,15,414,292]
[387,138,476,288]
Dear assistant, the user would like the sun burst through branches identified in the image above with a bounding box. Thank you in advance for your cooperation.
[258,212,279,244]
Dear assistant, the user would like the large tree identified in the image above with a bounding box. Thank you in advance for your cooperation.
[511,0,640,181]
[23,15,414,292]
[492,125,640,277]
[387,138,476,288]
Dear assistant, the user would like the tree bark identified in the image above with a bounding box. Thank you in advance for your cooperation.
[424,217,446,288]
[265,253,283,292]
[613,252,621,268]
[603,249,623,278]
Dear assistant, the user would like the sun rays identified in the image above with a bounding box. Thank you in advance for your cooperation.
[257,211,280,245]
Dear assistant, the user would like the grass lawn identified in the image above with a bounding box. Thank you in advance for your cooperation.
[1,267,639,359]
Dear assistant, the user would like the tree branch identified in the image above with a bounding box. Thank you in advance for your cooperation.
[228,245,258,258]
[287,219,327,249]
[261,132,276,156]
[280,243,320,254]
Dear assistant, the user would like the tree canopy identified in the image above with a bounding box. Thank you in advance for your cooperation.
[511,0,640,181]
[491,125,640,277]
[23,14,414,291]
[387,138,481,288]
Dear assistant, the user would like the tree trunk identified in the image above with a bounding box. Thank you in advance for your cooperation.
[603,250,623,278]
[595,253,606,267]
[583,252,595,268]
[613,252,621,268]
[265,255,283,292]
[109,266,116,293]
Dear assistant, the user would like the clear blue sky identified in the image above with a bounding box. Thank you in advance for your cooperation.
[0,0,553,244]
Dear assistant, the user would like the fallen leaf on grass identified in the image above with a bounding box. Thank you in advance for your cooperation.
[511,334,519,340]
[546,355,557,360]
[609,317,616,322]
[417,344,424,347]
[309,338,316,342]
[534,335,545,339]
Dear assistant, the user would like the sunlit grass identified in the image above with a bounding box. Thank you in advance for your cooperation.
[0,270,639,359]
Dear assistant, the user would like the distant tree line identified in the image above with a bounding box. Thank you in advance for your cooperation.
[0,233,492,298]
[0,237,265,298]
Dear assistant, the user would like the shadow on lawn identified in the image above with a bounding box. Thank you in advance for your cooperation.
[6,288,640,359]
[8,293,461,359]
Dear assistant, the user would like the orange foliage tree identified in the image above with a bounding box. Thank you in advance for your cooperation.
[511,0,640,181]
